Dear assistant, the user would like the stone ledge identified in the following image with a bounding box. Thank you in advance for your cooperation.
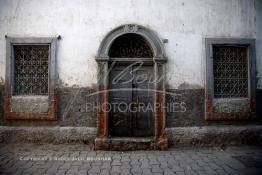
[0,126,96,146]
[0,125,261,148]
[166,125,262,147]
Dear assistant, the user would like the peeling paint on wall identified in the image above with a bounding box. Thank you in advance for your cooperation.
[0,0,259,89]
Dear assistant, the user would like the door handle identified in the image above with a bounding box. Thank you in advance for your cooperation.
[135,96,139,104]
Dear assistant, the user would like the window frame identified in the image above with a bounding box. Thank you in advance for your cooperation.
[4,37,58,120]
[205,38,256,120]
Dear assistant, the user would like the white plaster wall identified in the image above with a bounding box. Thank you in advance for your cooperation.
[256,0,262,89]
[0,0,258,89]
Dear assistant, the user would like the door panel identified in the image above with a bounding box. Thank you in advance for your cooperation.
[109,66,132,136]
[109,65,154,137]
[132,66,154,136]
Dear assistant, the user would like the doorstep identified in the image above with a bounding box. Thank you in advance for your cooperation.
[94,136,168,151]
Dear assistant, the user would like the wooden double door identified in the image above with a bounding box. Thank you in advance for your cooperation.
[109,65,154,137]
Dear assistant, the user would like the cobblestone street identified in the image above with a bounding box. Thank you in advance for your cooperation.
[0,144,262,175]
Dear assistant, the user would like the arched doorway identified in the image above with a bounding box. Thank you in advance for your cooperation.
[95,24,167,150]
[108,33,154,137]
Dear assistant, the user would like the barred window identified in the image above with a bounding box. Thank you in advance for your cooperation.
[213,45,248,98]
[13,45,49,95]
[5,37,57,119]
[205,38,255,120]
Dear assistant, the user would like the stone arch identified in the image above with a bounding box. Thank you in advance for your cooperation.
[96,24,167,61]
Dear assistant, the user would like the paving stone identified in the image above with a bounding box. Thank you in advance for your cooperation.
[221,165,239,175]
[141,162,151,169]
[142,168,152,174]
[31,168,46,175]
[151,165,163,173]
[215,169,230,175]
[196,160,206,167]
[120,168,131,175]
[76,169,87,175]
[131,159,141,166]
[176,171,186,175]
[100,169,110,175]
[91,161,103,166]
[131,165,143,173]
[196,170,208,175]
[148,157,159,165]
[121,156,131,162]
[111,173,120,175]
[0,144,261,175]
[88,166,101,173]
[111,165,121,173]
[59,162,72,170]
[152,173,162,175]
[112,160,122,166]
[208,162,222,170]
[67,165,80,173]
[164,169,176,175]
[191,163,202,170]
[46,167,60,174]
[120,164,132,170]
[101,162,111,169]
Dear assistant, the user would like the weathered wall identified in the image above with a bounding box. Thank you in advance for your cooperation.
[0,0,261,127]
[166,89,205,127]
[57,87,97,127]
[0,86,260,127]
[256,0,262,118]
[0,87,97,127]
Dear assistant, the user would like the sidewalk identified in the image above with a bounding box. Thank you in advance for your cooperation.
[0,144,262,175]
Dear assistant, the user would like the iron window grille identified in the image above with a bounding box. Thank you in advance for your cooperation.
[213,45,248,98]
[13,45,49,96]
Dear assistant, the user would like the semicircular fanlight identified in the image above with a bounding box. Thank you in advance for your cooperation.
[109,34,153,58]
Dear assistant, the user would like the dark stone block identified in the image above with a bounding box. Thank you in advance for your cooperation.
[166,125,262,147]
[57,87,97,127]
[166,88,262,127]
[166,89,206,127]
[0,86,97,127]
[0,86,261,127]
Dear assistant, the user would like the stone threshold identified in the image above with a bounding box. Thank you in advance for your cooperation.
[94,136,159,151]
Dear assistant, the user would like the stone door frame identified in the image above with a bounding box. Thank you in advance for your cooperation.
[94,24,168,150]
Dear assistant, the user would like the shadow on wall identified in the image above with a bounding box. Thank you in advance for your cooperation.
[257,89,262,119]
[0,84,3,120]
[166,83,262,127]
[0,83,261,127]
[0,84,98,127]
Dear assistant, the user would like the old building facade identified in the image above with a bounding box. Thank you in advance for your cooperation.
[0,0,261,150]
